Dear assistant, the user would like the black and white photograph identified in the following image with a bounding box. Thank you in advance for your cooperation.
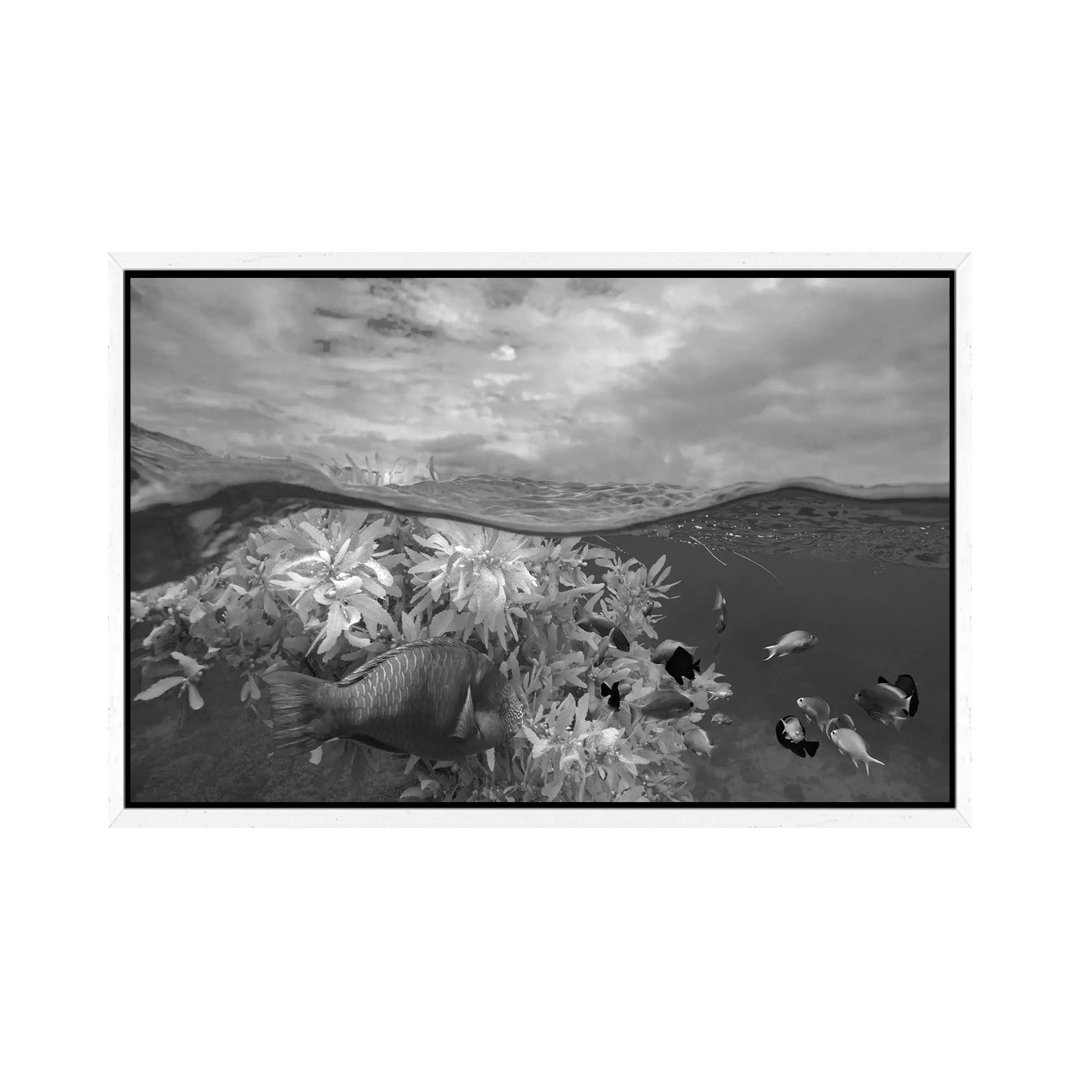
[125,264,957,814]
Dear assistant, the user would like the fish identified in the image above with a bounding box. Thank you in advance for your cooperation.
[592,632,613,668]
[829,727,885,775]
[664,645,701,686]
[856,679,915,729]
[878,673,920,717]
[713,585,727,634]
[763,630,818,661]
[824,713,857,736]
[263,638,527,761]
[775,715,820,759]
[599,681,623,711]
[627,688,695,722]
[684,728,716,758]
[650,639,699,664]
[577,616,630,651]
[796,695,831,732]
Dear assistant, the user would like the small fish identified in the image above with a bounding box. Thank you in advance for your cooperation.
[264,639,526,761]
[627,688,695,722]
[599,681,623,711]
[763,630,818,661]
[712,712,735,726]
[775,715,820,759]
[856,679,915,729]
[577,616,630,651]
[650,639,699,664]
[664,645,701,686]
[684,728,716,758]
[713,586,727,634]
[824,713,857,736]
[829,727,885,775]
[796,695,831,732]
[878,673,920,717]
[592,632,613,668]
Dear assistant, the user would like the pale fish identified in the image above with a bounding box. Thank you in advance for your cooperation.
[713,586,727,634]
[796,695,831,731]
[763,630,818,661]
[683,728,716,758]
[824,713,857,736]
[829,727,885,775]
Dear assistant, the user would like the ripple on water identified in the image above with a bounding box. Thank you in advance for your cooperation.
[128,424,950,589]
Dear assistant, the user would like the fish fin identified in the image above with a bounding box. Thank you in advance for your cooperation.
[804,741,819,758]
[264,670,335,755]
[877,676,891,685]
[763,646,779,661]
[713,587,724,610]
[793,745,807,758]
[600,682,612,698]
[775,723,789,748]
[693,659,701,674]
[869,756,885,768]
[450,685,478,740]
[894,675,920,715]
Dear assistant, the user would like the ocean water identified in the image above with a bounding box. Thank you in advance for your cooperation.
[128,425,951,806]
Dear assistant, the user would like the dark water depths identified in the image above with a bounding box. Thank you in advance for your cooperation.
[128,425,951,806]
[610,529,950,803]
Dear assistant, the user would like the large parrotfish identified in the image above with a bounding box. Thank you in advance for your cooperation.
[264,639,527,761]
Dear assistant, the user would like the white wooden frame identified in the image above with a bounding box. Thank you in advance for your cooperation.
[108,253,971,827]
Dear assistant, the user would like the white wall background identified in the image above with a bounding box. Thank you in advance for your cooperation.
[5,2,1071,1079]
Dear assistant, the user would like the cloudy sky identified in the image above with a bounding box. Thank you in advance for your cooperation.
[130,275,950,488]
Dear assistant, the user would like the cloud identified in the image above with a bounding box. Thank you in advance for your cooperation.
[130,275,950,487]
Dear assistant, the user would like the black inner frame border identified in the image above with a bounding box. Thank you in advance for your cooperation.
[123,268,957,811]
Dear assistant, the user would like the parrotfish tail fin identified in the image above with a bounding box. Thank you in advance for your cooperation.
[804,741,820,758]
[763,646,779,661]
[264,670,336,756]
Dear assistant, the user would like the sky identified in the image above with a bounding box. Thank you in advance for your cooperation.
[130,275,950,489]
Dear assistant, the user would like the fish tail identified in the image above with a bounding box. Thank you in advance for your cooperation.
[264,670,339,756]
[869,755,885,768]
[763,646,779,661]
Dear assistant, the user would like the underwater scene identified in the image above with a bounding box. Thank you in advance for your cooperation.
[126,274,952,807]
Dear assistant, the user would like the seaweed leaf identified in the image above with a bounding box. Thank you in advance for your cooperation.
[134,676,186,701]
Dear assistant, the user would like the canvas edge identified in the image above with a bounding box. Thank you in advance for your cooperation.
[109,251,969,828]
